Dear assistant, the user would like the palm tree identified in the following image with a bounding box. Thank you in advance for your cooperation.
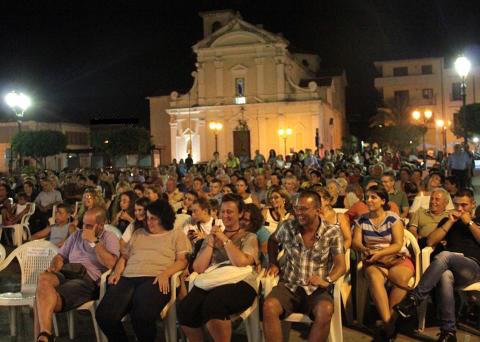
[369,97,411,128]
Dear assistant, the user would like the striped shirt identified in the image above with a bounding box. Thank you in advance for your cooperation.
[273,218,344,295]
[355,211,409,256]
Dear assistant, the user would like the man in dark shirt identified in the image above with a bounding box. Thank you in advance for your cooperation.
[395,188,480,342]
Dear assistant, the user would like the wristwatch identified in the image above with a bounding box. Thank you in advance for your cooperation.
[223,239,232,247]
[325,276,333,285]
[468,220,475,227]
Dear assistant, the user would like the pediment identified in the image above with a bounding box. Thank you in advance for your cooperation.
[193,18,288,50]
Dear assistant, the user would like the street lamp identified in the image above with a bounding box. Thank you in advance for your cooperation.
[4,91,31,173]
[412,109,433,169]
[454,56,471,144]
[209,121,223,153]
[278,128,292,156]
[436,119,451,156]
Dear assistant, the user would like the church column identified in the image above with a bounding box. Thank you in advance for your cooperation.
[255,58,265,100]
[169,121,178,162]
[275,56,285,101]
[197,62,206,105]
[214,60,224,99]
[198,118,207,162]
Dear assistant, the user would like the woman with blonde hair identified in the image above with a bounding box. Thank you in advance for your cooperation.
[317,188,352,249]
[74,187,106,228]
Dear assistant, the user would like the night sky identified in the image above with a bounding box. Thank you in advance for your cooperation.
[1,0,480,138]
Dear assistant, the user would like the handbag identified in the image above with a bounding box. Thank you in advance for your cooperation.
[60,263,87,279]
[193,261,253,291]
[372,253,406,269]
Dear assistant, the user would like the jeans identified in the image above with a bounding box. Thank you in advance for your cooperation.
[413,251,480,331]
[96,276,171,342]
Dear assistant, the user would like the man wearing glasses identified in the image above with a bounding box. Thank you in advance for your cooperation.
[263,190,346,342]
[33,207,119,342]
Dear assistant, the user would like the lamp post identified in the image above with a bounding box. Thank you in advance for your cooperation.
[436,119,451,156]
[277,128,292,156]
[4,91,31,173]
[454,56,471,144]
[412,109,432,169]
[209,121,223,153]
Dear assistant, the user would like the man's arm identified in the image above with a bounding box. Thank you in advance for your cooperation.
[31,226,52,240]
[427,216,453,247]
[48,254,65,272]
[94,242,118,269]
[328,253,346,282]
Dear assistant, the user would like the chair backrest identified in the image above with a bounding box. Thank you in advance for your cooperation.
[73,201,82,218]
[403,229,421,286]
[104,224,122,239]
[21,202,36,225]
[0,240,59,294]
[0,243,6,264]
[174,214,191,230]
[333,208,348,214]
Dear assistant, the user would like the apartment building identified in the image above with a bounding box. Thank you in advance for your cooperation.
[374,57,480,153]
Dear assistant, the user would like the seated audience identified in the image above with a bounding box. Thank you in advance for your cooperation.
[408,188,451,247]
[33,207,119,342]
[241,203,270,267]
[262,186,291,234]
[263,191,345,342]
[396,189,480,342]
[326,179,345,208]
[178,194,259,342]
[176,190,198,216]
[121,197,149,246]
[96,200,190,342]
[381,171,409,218]
[352,186,413,340]
[112,190,137,233]
[31,204,75,247]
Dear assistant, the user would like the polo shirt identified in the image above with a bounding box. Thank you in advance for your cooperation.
[409,208,450,238]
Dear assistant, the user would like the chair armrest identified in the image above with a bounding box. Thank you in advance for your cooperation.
[421,246,434,274]
[188,272,199,292]
[99,269,112,300]
[170,270,184,301]
[263,274,279,297]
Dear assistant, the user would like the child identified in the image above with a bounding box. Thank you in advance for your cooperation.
[30,204,75,247]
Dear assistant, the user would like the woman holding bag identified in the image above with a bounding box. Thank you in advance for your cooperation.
[178,193,259,342]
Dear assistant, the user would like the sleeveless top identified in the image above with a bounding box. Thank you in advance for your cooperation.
[264,208,291,234]
[355,211,409,256]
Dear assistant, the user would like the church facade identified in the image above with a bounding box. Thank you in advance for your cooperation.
[149,10,347,165]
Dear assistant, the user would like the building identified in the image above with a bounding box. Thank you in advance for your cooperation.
[374,57,480,153]
[0,121,91,173]
[149,10,347,165]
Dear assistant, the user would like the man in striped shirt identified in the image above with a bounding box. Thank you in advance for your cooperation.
[263,190,345,342]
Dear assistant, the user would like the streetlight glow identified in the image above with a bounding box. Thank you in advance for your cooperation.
[473,137,479,143]
[277,129,284,136]
[424,110,432,119]
[286,128,292,135]
[436,119,444,128]
[412,110,421,120]
[455,56,471,78]
[5,91,31,115]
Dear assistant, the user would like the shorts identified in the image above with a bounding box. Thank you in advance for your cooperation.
[266,282,333,320]
[52,271,98,312]
[399,256,415,273]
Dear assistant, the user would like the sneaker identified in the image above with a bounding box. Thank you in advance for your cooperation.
[436,330,456,342]
[394,293,417,318]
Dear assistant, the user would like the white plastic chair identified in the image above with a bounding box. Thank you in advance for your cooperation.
[48,204,57,226]
[188,270,263,342]
[0,240,59,336]
[0,243,6,263]
[262,272,344,342]
[160,270,183,342]
[356,229,421,324]
[1,202,36,246]
[417,246,480,331]
[174,214,191,230]
[59,269,110,342]
[333,208,348,214]
[103,224,122,239]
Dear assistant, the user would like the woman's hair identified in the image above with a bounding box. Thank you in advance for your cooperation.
[366,185,390,210]
[78,187,106,219]
[243,203,265,233]
[133,183,145,193]
[267,185,291,211]
[146,199,176,230]
[221,193,244,214]
[133,197,150,230]
[117,190,138,219]
[144,183,162,195]
[222,183,236,193]
[316,187,334,206]
[115,180,132,194]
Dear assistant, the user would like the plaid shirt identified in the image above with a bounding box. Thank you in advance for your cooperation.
[273,218,344,295]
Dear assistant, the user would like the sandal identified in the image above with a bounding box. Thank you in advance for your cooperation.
[37,331,55,342]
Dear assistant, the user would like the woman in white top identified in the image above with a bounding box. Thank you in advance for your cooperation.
[262,186,291,234]
[235,177,259,206]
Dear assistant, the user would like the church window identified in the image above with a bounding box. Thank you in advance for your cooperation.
[235,78,245,97]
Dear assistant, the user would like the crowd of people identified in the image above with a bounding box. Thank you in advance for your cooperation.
[0,143,478,342]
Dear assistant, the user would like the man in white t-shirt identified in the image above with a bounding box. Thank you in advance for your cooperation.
[183,197,224,244]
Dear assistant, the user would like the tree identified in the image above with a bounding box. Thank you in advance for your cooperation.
[11,130,67,168]
[369,98,410,128]
[452,103,480,139]
[368,125,426,152]
[91,127,152,165]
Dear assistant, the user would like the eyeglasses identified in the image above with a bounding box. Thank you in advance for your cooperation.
[293,206,315,213]
[83,223,95,229]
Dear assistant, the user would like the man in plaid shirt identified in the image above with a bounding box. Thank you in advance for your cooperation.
[263,190,345,342]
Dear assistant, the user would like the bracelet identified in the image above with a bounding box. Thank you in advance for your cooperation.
[223,239,232,247]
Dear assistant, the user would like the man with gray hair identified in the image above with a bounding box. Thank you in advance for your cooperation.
[408,188,451,248]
